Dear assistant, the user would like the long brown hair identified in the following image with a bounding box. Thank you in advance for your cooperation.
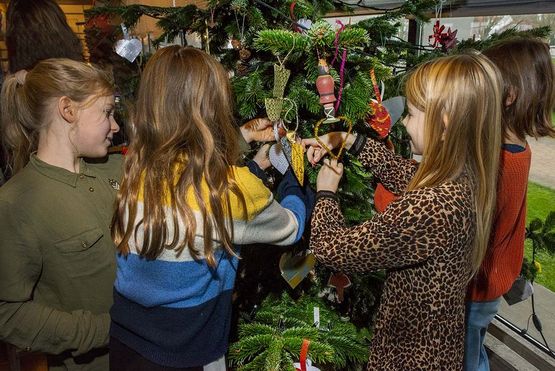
[484,37,555,140]
[112,46,246,267]
[1,59,114,174]
[405,53,503,274]
[6,0,84,73]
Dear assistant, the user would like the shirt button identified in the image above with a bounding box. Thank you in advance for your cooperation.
[81,241,88,248]
[25,346,31,351]
[79,174,84,179]
[89,187,94,192]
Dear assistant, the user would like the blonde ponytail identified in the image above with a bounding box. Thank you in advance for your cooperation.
[0,59,114,175]
[0,73,38,174]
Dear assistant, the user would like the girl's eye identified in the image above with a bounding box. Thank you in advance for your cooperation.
[104,109,114,118]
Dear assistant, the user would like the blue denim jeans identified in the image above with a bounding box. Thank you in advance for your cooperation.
[464,298,502,371]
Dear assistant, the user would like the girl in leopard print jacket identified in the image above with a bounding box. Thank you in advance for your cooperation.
[303,53,503,370]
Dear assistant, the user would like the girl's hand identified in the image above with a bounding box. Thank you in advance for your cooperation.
[253,144,272,170]
[317,158,344,193]
[240,118,274,143]
[302,132,355,165]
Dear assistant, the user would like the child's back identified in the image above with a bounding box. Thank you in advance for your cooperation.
[110,46,308,370]
[465,37,555,371]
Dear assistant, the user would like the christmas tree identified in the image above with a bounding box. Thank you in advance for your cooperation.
[85,1,550,368]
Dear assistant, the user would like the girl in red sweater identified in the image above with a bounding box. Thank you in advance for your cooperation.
[465,38,555,371]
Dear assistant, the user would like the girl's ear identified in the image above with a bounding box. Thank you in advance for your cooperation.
[58,96,78,123]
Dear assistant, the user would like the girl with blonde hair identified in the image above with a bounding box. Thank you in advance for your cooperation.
[110,46,308,370]
[0,58,121,370]
[302,53,503,369]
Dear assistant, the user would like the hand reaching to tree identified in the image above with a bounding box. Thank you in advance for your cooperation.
[302,131,356,165]
[253,144,272,170]
[317,158,344,193]
[240,118,275,143]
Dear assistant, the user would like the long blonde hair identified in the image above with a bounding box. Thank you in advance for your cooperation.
[1,58,114,174]
[112,46,246,267]
[405,53,503,274]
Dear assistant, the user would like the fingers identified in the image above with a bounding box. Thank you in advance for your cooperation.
[322,158,343,174]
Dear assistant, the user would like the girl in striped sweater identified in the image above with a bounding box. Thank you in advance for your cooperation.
[109,46,309,370]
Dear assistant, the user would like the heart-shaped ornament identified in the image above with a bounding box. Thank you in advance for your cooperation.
[313,116,353,160]
[115,38,142,63]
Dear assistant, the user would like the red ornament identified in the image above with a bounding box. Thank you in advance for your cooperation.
[429,20,458,51]
[85,14,113,35]
[367,101,392,139]
[316,59,337,120]
[327,272,352,303]
[366,69,392,139]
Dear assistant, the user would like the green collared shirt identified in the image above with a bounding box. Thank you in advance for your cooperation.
[0,154,123,371]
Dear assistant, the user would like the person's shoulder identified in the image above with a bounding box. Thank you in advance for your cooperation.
[86,154,124,179]
[230,166,273,219]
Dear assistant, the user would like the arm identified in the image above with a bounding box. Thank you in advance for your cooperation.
[0,201,110,356]
[231,167,309,246]
[304,132,418,194]
[309,191,447,273]
[353,136,418,194]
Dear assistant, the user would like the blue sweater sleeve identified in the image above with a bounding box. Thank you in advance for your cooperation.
[276,170,315,243]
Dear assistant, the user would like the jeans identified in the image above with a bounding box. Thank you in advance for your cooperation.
[464,298,502,371]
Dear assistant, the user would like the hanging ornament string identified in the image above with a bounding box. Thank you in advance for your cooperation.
[331,21,347,113]
[330,20,345,66]
[282,98,299,132]
[233,8,246,44]
[370,69,382,103]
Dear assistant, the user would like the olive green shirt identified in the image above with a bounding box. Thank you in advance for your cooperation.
[0,154,122,371]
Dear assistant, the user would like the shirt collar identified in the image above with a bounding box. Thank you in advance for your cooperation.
[29,154,96,187]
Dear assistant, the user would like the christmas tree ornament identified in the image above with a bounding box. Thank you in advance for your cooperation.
[428,2,458,51]
[264,97,284,122]
[428,20,458,51]
[294,339,320,371]
[316,59,339,123]
[269,143,290,175]
[279,251,316,289]
[314,116,353,160]
[366,69,391,139]
[114,24,142,63]
[327,272,352,303]
[287,131,305,184]
[382,96,406,128]
[273,64,291,98]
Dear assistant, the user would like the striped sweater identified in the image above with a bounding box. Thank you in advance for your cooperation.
[110,166,307,368]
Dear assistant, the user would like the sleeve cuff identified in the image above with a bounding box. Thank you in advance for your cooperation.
[316,190,339,202]
[348,133,367,157]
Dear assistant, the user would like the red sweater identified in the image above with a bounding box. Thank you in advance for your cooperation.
[469,144,531,301]
[373,145,531,301]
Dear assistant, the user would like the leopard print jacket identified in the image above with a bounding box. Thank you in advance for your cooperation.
[310,138,475,370]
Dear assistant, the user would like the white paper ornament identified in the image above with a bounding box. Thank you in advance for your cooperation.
[115,38,142,63]
[114,24,142,63]
[269,143,290,175]
[293,359,320,371]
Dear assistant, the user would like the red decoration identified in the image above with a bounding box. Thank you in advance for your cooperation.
[296,339,311,371]
[85,14,113,35]
[428,20,458,51]
[366,69,392,139]
[327,272,352,303]
[316,59,337,120]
